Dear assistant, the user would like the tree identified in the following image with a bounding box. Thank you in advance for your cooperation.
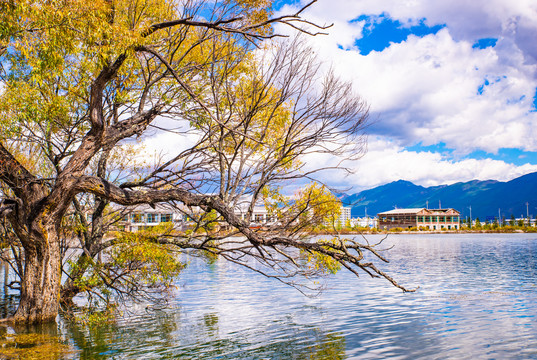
[0,0,412,324]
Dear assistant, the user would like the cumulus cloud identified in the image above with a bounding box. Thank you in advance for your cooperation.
[279,2,537,152]
[286,0,537,62]
[303,137,537,191]
[270,0,537,188]
[137,117,201,163]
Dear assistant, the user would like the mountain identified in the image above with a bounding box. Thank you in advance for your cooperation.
[341,172,537,221]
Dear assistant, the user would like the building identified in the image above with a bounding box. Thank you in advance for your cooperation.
[119,202,276,232]
[234,204,277,226]
[338,206,351,226]
[118,198,351,231]
[118,204,183,232]
[351,216,378,228]
[377,208,460,230]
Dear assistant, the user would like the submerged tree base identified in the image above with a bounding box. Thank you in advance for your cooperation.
[0,330,77,358]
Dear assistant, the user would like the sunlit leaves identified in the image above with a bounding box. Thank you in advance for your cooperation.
[192,50,302,188]
[234,0,274,36]
[261,184,289,221]
[67,224,184,310]
[300,241,342,275]
[293,182,342,229]
[109,225,185,288]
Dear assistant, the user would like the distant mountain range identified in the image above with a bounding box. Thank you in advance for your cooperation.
[341,172,537,221]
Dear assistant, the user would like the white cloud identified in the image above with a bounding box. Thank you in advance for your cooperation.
[292,20,537,153]
[303,137,537,191]
[138,117,201,163]
[271,0,537,189]
[288,0,537,62]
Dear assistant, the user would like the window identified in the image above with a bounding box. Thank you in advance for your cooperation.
[160,213,172,222]
[254,214,264,223]
[147,213,158,223]
[132,213,144,223]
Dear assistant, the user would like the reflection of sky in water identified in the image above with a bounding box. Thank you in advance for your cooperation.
[4,233,537,359]
[166,233,537,359]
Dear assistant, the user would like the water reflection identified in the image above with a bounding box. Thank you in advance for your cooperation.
[58,307,346,359]
[0,261,18,319]
[2,234,537,359]
[0,321,76,359]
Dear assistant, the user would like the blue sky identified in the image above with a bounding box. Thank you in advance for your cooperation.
[273,0,537,191]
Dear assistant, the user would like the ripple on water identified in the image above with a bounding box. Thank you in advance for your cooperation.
[4,234,537,359]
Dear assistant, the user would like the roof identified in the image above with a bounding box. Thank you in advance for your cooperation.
[111,203,178,213]
[377,208,425,215]
[377,208,460,216]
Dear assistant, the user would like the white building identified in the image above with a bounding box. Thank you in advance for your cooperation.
[338,206,352,226]
[119,200,350,231]
[119,204,183,232]
[352,216,378,228]
[119,202,274,231]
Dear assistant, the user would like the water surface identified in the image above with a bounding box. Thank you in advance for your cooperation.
[3,233,537,359]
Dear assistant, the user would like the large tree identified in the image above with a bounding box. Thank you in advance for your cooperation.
[0,0,412,324]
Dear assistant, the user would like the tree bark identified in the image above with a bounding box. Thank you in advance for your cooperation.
[11,223,61,324]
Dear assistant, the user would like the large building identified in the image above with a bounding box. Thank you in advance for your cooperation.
[377,208,460,230]
[118,202,351,231]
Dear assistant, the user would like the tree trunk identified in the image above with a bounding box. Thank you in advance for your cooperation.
[12,226,62,324]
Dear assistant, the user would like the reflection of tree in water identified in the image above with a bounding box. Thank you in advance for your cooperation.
[0,253,345,359]
[0,322,76,359]
[0,293,17,319]
[203,313,219,335]
[0,265,78,358]
[63,308,180,359]
[171,312,346,359]
[58,307,346,359]
[304,332,346,360]
[236,329,346,360]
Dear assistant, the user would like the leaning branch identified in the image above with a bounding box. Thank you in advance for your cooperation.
[74,175,415,292]
[142,1,330,40]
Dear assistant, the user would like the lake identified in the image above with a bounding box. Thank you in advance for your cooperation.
[2,233,537,359]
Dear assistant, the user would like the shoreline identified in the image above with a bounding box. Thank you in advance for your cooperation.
[313,228,537,236]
